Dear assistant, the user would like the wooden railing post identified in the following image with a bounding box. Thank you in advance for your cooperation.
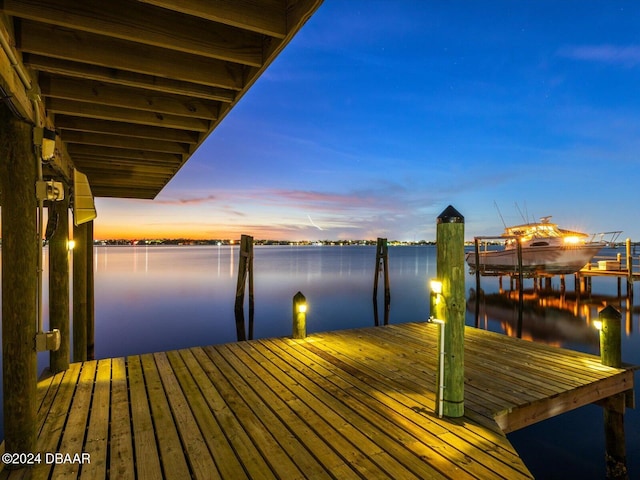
[435,205,465,418]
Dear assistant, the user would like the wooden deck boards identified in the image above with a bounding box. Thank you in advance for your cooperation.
[0,323,634,479]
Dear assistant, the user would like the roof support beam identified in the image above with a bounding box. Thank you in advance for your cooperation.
[67,144,185,163]
[46,98,211,132]
[138,0,288,38]
[62,131,191,155]
[19,20,245,90]
[40,76,220,120]
[25,55,236,102]
[4,0,264,66]
[55,116,200,144]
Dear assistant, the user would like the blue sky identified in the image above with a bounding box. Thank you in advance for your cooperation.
[96,1,640,241]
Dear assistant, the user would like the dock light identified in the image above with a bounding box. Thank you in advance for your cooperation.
[292,291,307,339]
[593,319,603,331]
[430,279,443,295]
[430,279,443,310]
[67,239,75,250]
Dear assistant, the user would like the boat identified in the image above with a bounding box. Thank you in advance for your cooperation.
[466,216,612,276]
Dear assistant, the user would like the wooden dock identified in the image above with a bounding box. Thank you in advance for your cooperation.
[0,323,634,479]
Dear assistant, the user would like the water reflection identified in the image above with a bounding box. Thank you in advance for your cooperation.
[469,288,600,348]
[468,276,636,353]
[0,244,638,479]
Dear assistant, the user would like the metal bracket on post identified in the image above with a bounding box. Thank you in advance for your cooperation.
[36,180,65,201]
[35,329,61,352]
[427,316,446,418]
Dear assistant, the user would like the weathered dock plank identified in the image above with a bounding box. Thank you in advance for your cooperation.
[139,353,191,479]
[127,355,162,480]
[0,322,634,479]
[107,357,134,480]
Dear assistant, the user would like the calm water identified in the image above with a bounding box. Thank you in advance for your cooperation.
[1,244,638,479]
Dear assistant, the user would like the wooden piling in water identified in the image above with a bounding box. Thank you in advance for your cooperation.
[435,205,465,418]
[373,237,390,325]
[49,194,70,373]
[625,238,633,299]
[598,305,628,480]
[234,234,254,341]
[0,104,38,454]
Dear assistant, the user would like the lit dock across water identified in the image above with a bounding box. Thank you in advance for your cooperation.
[1,323,634,479]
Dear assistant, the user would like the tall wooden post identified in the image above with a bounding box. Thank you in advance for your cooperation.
[0,104,38,454]
[292,291,307,339]
[373,238,390,326]
[73,222,88,362]
[435,205,465,417]
[86,220,95,360]
[598,305,628,480]
[49,194,70,373]
[234,234,254,341]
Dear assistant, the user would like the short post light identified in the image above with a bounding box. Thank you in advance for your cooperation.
[292,291,307,339]
[597,305,622,368]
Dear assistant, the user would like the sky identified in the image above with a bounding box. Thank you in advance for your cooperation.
[94,1,640,241]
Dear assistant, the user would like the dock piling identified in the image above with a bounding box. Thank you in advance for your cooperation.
[49,194,70,373]
[373,238,390,325]
[435,205,465,418]
[0,104,38,455]
[73,222,88,362]
[234,234,254,341]
[597,305,628,480]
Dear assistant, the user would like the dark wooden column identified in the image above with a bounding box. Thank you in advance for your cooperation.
[49,194,70,373]
[86,220,95,360]
[0,104,38,453]
[73,221,88,362]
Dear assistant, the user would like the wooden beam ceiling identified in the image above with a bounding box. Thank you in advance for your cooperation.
[0,0,323,199]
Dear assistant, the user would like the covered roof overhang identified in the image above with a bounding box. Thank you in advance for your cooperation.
[0,0,323,199]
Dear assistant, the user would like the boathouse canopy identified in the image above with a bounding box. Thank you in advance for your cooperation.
[0,0,323,199]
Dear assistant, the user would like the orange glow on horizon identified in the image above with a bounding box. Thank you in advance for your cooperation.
[93,223,303,241]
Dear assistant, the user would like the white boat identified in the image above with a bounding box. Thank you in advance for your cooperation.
[466,216,612,275]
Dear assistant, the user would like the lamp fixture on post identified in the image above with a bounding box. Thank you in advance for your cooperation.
[292,291,307,339]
